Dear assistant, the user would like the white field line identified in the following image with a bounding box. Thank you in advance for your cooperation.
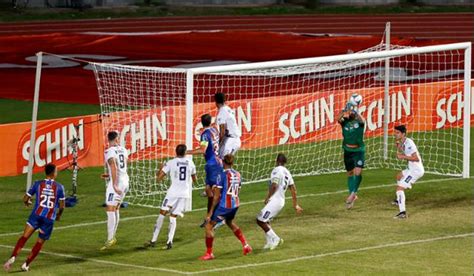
[0,244,187,274]
[0,177,470,238]
[187,233,474,275]
[0,232,472,274]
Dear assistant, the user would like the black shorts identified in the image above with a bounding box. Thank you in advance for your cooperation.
[344,150,365,171]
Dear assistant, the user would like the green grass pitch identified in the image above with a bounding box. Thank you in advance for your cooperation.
[0,99,472,274]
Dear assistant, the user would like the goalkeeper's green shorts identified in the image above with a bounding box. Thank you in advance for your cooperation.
[343,150,365,171]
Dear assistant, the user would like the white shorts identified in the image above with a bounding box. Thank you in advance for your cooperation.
[105,179,129,206]
[161,196,188,217]
[257,199,284,223]
[397,169,424,189]
[220,137,241,158]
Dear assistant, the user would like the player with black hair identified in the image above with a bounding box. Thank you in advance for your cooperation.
[256,153,302,250]
[144,144,197,250]
[100,130,129,250]
[393,125,424,219]
[3,163,65,272]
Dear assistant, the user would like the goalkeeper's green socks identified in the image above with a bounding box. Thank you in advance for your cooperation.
[354,175,362,193]
[347,177,355,194]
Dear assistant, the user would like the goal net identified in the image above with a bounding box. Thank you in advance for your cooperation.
[91,42,471,209]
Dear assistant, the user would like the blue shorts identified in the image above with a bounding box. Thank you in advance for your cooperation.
[27,213,54,240]
[211,206,238,223]
[205,163,222,187]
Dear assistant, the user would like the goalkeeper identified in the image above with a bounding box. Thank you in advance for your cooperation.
[336,99,366,209]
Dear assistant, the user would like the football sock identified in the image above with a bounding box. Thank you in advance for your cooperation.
[113,209,120,238]
[266,228,279,240]
[347,177,355,194]
[25,241,43,266]
[205,237,214,254]
[354,175,362,192]
[233,228,247,246]
[151,214,165,243]
[106,211,116,241]
[11,236,28,258]
[167,217,177,244]
[396,190,406,212]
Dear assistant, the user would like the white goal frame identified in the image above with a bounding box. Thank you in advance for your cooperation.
[26,42,471,209]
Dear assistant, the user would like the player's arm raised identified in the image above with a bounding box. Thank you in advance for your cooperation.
[289,184,303,214]
[187,140,208,155]
[107,158,122,195]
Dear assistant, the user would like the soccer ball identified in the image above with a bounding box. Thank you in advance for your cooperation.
[349,93,363,106]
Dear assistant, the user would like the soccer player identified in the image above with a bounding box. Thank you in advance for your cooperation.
[393,125,425,219]
[215,92,241,158]
[100,130,129,250]
[337,102,366,209]
[144,144,197,249]
[187,114,223,226]
[200,154,252,260]
[3,163,65,272]
[256,153,303,250]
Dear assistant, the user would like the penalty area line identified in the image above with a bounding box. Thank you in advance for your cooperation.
[0,176,469,238]
[186,232,474,274]
[0,244,188,274]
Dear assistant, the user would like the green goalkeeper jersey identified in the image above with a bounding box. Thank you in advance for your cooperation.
[341,118,365,152]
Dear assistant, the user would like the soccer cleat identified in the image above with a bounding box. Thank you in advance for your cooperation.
[393,211,407,219]
[243,244,253,255]
[21,262,29,272]
[391,199,399,206]
[213,220,225,230]
[100,238,117,251]
[263,242,272,250]
[199,219,208,228]
[269,238,283,250]
[199,252,215,261]
[3,256,15,272]
[346,195,358,210]
[143,240,156,248]
[162,242,172,250]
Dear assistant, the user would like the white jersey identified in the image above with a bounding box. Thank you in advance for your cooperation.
[401,138,424,173]
[162,157,196,198]
[216,104,241,138]
[269,166,294,203]
[105,145,129,181]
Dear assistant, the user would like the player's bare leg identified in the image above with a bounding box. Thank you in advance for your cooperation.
[21,237,46,271]
[200,187,214,228]
[226,220,252,255]
[101,204,119,250]
[200,221,216,260]
[3,224,35,272]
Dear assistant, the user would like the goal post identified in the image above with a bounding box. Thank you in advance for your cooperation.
[26,41,472,209]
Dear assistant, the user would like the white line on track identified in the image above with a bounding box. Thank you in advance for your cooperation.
[187,232,474,274]
[0,177,468,238]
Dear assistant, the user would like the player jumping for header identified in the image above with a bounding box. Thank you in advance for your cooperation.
[3,163,65,272]
[215,92,241,158]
